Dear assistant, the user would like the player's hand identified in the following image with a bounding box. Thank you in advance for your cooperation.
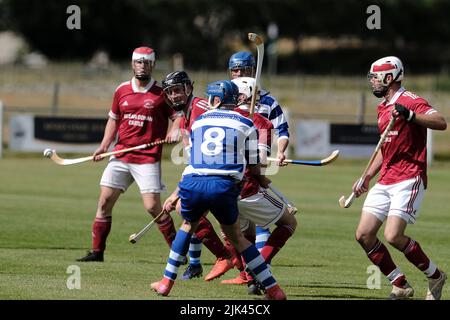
[165,128,181,143]
[352,176,369,197]
[163,195,179,213]
[92,146,108,162]
[393,103,415,122]
[276,152,289,167]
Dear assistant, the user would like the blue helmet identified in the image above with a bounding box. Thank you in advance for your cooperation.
[206,80,239,108]
[228,51,255,70]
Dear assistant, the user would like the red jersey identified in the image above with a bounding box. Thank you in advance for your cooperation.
[377,87,438,187]
[180,97,209,145]
[109,78,177,164]
[234,107,274,198]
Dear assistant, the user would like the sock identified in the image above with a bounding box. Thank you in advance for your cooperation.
[223,235,243,271]
[402,237,441,279]
[195,216,229,259]
[188,234,202,266]
[157,214,176,247]
[241,245,276,290]
[92,216,112,252]
[367,239,406,287]
[260,225,295,264]
[255,226,271,252]
[163,229,191,281]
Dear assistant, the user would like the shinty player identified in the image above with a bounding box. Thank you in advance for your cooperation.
[76,47,181,262]
[151,79,286,300]
[161,71,236,281]
[219,77,298,295]
[354,56,447,299]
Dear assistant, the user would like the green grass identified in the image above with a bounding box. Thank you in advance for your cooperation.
[0,156,449,300]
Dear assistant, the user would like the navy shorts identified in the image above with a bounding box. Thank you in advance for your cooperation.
[178,175,240,225]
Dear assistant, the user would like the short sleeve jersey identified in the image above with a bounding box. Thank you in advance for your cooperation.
[109,78,176,164]
[377,87,438,188]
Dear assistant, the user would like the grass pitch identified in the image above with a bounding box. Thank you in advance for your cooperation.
[0,154,449,300]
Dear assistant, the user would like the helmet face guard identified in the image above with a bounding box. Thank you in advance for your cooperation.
[228,51,256,78]
[162,71,193,111]
[231,77,256,106]
[368,56,404,97]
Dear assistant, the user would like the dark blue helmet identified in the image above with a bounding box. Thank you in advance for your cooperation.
[206,80,239,107]
[162,71,192,91]
[228,51,255,70]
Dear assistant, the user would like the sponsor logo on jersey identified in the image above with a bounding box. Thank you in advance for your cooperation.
[143,99,154,109]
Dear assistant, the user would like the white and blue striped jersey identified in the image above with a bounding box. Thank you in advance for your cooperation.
[257,90,290,141]
[182,109,259,181]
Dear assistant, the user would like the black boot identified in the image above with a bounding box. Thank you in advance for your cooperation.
[76,250,104,262]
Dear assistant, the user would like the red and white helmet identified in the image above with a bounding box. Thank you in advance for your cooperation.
[368,56,404,84]
[231,77,256,101]
[132,47,155,62]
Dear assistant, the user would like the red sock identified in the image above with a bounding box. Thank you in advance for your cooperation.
[195,216,229,259]
[223,235,243,271]
[367,240,398,276]
[92,217,112,252]
[260,225,295,264]
[157,215,176,247]
[402,238,440,279]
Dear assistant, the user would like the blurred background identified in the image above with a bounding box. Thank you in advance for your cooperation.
[1,0,450,157]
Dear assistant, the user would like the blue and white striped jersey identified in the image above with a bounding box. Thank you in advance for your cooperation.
[182,109,259,181]
[257,91,290,141]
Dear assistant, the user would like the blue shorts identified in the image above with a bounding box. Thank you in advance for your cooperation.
[178,175,240,225]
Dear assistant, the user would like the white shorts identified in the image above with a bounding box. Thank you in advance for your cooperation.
[238,187,286,231]
[100,158,166,193]
[363,176,425,224]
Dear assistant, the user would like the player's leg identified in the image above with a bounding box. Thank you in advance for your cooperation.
[141,192,176,247]
[255,226,271,252]
[386,176,446,300]
[220,222,286,300]
[200,216,235,281]
[133,162,176,248]
[259,192,298,264]
[151,175,207,296]
[151,219,199,296]
[210,180,286,300]
[221,219,254,285]
[77,160,131,262]
[356,182,413,299]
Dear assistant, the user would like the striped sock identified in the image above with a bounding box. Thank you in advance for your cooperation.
[255,226,271,252]
[188,234,202,266]
[163,229,191,281]
[241,245,277,290]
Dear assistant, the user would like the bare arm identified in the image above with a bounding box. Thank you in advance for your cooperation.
[412,112,447,131]
[393,104,447,130]
[93,117,118,161]
[276,138,289,166]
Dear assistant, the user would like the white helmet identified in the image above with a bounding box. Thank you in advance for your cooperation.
[231,77,256,101]
[368,56,404,84]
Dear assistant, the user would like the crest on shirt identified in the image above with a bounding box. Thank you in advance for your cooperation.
[143,99,154,109]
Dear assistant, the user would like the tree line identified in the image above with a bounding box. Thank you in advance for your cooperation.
[1,0,450,74]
